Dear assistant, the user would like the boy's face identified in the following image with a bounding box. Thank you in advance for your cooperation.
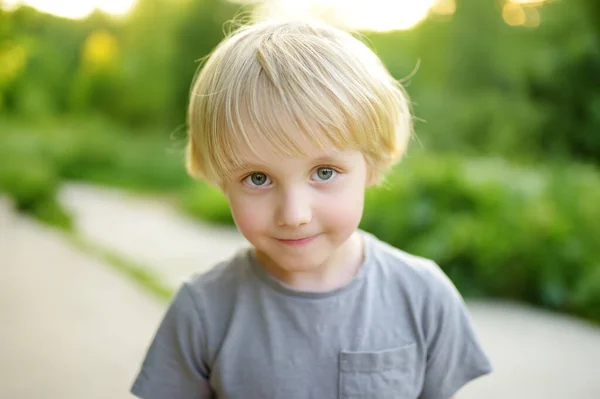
[222,132,371,277]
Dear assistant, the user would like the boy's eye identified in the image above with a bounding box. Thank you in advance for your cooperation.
[244,172,271,187]
[312,167,337,182]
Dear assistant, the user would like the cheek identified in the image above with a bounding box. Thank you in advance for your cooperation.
[227,194,269,237]
[317,182,365,230]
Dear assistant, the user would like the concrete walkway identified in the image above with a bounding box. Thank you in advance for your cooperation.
[2,183,600,398]
[58,184,248,290]
[0,197,164,399]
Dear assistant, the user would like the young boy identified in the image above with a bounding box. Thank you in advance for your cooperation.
[131,19,492,399]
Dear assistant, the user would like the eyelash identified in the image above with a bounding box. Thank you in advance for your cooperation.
[241,166,341,188]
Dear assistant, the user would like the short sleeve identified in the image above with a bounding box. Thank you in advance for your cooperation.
[131,283,213,399]
[418,263,493,399]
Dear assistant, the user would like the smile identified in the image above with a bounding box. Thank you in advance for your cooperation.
[275,234,319,246]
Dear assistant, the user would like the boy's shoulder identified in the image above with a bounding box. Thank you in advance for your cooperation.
[182,247,252,296]
[364,231,460,299]
[176,248,254,324]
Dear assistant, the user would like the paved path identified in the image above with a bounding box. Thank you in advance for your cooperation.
[460,301,600,398]
[2,183,600,398]
[0,197,164,399]
[58,184,248,290]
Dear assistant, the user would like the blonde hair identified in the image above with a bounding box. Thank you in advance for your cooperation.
[186,19,412,185]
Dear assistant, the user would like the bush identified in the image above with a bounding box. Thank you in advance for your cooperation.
[361,154,600,322]
[0,132,72,229]
[180,182,233,225]
[43,119,190,192]
[0,117,188,226]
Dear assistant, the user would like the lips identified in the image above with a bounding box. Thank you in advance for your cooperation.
[275,234,319,246]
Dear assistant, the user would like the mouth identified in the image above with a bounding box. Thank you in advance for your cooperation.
[275,234,319,246]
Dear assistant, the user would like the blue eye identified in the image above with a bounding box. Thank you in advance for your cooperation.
[312,167,337,181]
[244,172,271,187]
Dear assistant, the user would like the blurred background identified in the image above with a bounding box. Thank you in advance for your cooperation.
[1,0,600,398]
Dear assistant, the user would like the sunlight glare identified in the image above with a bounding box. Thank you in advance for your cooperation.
[2,0,137,19]
[503,0,543,27]
[503,3,526,26]
[262,0,443,32]
[431,0,456,15]
[335,0,439,31]
[511,0,545,4]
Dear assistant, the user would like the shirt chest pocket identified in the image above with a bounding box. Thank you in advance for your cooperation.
[338,343,419,399]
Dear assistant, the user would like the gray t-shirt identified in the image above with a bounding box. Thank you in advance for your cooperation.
[131,231,492,399]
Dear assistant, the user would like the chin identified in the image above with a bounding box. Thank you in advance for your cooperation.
[276,251,324,268]
[263,249,329,272]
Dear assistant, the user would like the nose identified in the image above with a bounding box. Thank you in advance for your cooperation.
[276,187,312,228]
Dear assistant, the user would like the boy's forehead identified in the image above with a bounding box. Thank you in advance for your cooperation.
[239,139,343,164]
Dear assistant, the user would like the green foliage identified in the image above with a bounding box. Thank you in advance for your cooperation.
[0,118,189,226]
[57,119,187,190]
[366,0,600,163]
[361,154,600,322]
[0,124,72,228]
[180,182,234,225]
[0,0,238,128]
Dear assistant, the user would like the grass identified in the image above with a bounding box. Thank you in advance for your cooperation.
[69,232,174,303]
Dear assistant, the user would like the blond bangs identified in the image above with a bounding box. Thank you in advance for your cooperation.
[187,20,412,185]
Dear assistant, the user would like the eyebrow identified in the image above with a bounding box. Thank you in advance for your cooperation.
[312,155,342,165]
